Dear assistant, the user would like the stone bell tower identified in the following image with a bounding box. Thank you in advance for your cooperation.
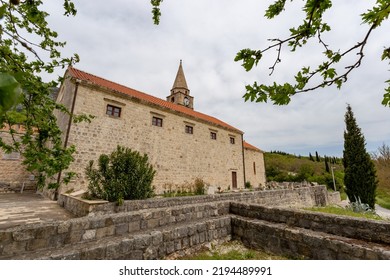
[166,60,194,109]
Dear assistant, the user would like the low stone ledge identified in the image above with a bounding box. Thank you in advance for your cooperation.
[232,216,390,260]
[0,201,229,258]
[6,216,232,260]
[230,202,390,245]
[59,185,331,217]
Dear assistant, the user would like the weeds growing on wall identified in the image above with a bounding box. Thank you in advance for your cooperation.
[85,146,155,204]
[162,178,206,197]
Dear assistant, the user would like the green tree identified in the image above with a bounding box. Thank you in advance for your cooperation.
[325,156,330,173]
[152,1,390,106]
[343,105,377,208]
[0,1,88,189]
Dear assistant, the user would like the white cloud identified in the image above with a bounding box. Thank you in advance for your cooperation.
[41,0,390,156]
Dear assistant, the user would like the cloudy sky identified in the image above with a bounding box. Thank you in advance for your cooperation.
[42,0,390,157]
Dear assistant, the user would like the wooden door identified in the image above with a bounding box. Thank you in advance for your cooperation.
[232,171,237,189]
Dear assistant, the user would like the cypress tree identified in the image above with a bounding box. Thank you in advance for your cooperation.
[325,156,330,173]
[343,105,377,208]
[309,153,314,161]
[315,151,320,162]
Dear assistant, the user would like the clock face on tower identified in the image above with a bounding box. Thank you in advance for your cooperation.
[183,97,190,107]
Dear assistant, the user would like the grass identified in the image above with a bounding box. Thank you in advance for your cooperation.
[177,241,289,260]
[306,205,382,220]
[376,189,390,210]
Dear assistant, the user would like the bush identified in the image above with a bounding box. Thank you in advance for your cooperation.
[245,181,252,189]
[194,178,206,195]
[85,146,155,204]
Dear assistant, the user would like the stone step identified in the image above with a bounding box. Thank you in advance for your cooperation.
[232,216,390,260]
[2,216,231,260]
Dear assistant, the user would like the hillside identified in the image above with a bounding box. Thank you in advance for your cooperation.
[264,152,344,192]
[264,150,390,210]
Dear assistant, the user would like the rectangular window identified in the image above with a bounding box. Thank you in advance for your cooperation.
[230,137,235,144]
[106,104,121,117]
[210,131,217,140]
[152,116,163,127]
[185,125,193,134]
[253,162,256,175]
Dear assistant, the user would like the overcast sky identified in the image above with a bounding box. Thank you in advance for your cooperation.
[42,0,390,157]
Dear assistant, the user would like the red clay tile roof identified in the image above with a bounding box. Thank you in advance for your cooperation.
[67,67,242,133]
[243,141,263,152]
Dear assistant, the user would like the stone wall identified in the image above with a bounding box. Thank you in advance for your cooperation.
[243,146,266,188]
[0,130,35,193]
[231,202,390,260]
[232,217,390,260]
[59,186,331,217]
[2,190,390,260]
[0,201,229,259]
[230,202,390,244]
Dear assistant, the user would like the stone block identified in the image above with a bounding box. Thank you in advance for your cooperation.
[151,231,163,246]
[35,225,57,239]
[48,234,67,248]
[174,240,182,251]
[128,221,141,232]
[147,218,160,229]
[115,223,128,235]
[104,217,114,227]
[120,238,134,255]
[89,218,106,229]
[12,229,35,242]
[96,226,115,239]
[58,222,71,234]
[27,238,47,251]
[182,237,189,249]
[176,227,188,238]
[134,234,151,250]
[166,241,175,254]
[50,250,80,260]
[2,241,27,256]
[82,229,96,240]
[80,245,106,260]
[0,231,12,243]
[126,250,143,260]
[106,241,120,259]
[71,219,90,231]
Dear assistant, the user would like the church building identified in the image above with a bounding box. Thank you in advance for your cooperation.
[1,62,266,195]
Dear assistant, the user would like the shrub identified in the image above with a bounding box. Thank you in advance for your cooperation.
[245,181,252,189]
[194,178,206,195]
[85,146,155,204]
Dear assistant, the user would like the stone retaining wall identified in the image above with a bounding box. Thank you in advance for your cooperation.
[232,217,390,260]
[230,202,390,244]
[59,185,334,217]
[0,202,229,258]
[18,217,231,260]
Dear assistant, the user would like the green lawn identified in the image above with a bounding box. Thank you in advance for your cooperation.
[306,205,382,220]
[376,189,390,210]
[176,241,289,260]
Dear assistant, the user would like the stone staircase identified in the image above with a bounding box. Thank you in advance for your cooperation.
[0,202,231,260]
[2,198,390,259]
[5,216,231,260]
[230,203,390,260]
[232,216,390,259]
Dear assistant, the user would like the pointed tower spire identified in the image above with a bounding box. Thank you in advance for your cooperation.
[167,60,194,109]
[171,60,189,92]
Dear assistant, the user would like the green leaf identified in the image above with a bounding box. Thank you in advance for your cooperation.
[0,4,6,19]
[0,73,23,114]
